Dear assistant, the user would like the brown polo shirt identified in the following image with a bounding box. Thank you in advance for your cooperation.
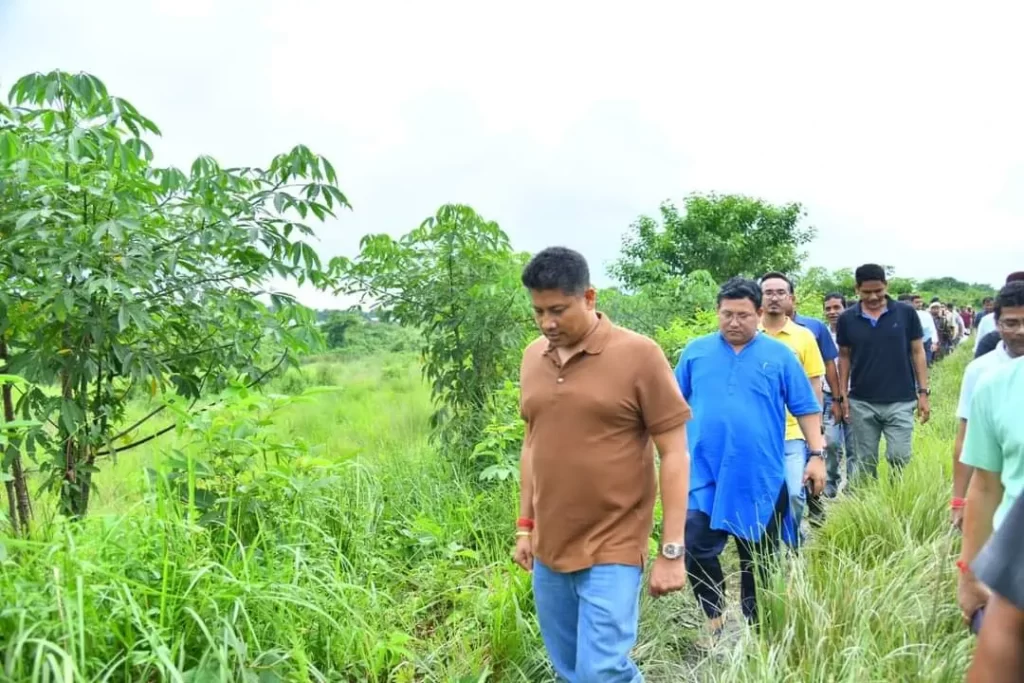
[520,313,691,573]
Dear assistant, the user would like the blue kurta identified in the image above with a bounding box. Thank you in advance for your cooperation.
[675,332,820,544]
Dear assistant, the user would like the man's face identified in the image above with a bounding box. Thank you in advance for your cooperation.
[856,280,888,312]
[717,297,761,345]
[529,287,596,348]
[984,300,994,313]
[912,296,923,310]
[761,277,792,316]
[998,305,1024,357]
[824,297,845,325]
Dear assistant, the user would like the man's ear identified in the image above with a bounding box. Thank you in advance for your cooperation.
[584,286,597,309]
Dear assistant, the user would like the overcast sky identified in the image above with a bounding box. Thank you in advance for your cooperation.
[3,1,1022,308]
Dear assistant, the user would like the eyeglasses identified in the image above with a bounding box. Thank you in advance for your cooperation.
[718,311,757,323]
[762,289,791,299]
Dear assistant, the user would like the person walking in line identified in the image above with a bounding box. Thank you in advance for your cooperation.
[951,282,1024,530]
[975,297,993,330]
[514,246,692,683]
[965,494,1024,683]
[674,277,825,644]
[836,264,930,484]
[910,293,939,366]
[822,292,855,497]
[957,355,1024,637]
[759,272,826,535]
[975,272,1024,358]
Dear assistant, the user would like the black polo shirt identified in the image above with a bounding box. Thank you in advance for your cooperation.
[835,297,923,403]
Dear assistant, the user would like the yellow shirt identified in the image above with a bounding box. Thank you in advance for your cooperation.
[760,319,825,441]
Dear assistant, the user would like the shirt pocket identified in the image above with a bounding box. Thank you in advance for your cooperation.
[751,361,782,399]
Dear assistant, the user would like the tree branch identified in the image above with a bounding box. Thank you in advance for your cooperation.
[93,351,289,458]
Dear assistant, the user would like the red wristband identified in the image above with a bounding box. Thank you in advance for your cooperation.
[956,559,971,575]
[951,497,966,510]
[516,517,535,531]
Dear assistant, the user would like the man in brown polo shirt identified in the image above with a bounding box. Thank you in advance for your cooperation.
[513,247,692,683]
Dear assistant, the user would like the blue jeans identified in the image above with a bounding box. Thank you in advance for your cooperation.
[533,560,644,683]
[822,392,854,490]
[784,438,807,543]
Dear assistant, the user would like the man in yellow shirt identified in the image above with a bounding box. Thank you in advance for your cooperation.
[761,272,826,542]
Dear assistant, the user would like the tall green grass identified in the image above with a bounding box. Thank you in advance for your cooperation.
[0,349,973,681]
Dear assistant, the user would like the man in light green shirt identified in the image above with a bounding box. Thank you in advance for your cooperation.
[958,353,1024,625]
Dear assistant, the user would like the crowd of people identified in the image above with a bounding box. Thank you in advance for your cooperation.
[510,245,1024,683]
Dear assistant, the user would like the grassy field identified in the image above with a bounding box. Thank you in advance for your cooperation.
[0,348,973,682]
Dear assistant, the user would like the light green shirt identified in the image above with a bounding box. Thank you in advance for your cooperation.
[961,355,1024,530]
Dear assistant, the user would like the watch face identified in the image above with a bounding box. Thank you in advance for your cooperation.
[662,543,684,559]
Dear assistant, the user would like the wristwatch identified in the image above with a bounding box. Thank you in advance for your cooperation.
[808,449,824,459]
[661,542,685,560]
[918,388,930,396]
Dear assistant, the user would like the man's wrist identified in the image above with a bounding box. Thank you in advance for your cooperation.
[516,516,534,531]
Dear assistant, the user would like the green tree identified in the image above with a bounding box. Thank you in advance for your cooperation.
[599,271,717,339]
[333,204,533,460]
[321,310,363,348]
[611,193,815,287]
[0,71,344,522]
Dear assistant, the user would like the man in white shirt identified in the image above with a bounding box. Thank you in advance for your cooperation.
[951,281,1024,529]
[911,294,939,366]
[976,272,1024,351]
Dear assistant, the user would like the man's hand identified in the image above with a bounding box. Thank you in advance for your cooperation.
[513,534,533,572]
[951,506,965,531]
[958,573,991,625]
[803,455,826,496]
[830,398,844,427]
[649,555,687,597]
[841,396,851,424]
[917,394,931,424]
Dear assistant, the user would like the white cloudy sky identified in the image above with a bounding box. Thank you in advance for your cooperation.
[2,1,1022,308]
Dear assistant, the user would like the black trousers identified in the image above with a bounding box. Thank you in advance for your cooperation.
[684,485,787,623]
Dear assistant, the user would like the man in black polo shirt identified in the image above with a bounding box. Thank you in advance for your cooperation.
[836,264,930,483]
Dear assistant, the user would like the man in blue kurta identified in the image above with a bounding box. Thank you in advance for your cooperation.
[675,277,826,642]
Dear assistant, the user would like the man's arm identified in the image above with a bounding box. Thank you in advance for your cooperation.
[519,435,534,522]
[962,468,1004,566]
[910,339,929,421]
[823,361,840,401]
[952,418,973,502]
[837,345,851,409]
[967,594,1024,683]
[796,412,825,453]
[652,426,690,547]
[968,495,1024,681]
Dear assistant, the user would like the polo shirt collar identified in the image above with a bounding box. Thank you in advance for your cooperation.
[759,317,800,336]
[543,312,612,356]
[854,296,892,318]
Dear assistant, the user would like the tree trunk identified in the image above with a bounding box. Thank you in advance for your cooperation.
[59,366,81,518]
[0,336,30,534]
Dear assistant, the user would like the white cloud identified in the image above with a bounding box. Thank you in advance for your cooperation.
[2,0,1022,309]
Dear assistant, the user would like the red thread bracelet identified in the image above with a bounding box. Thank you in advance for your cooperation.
[956,559,971,575]
[516,517,535,531]
[951,497,966,510]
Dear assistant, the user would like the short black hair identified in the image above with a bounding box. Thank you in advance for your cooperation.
[910,293,922,300]
[854,263,887,286]
[1006,271,1024,284]
[717,277,762,309]
[897,293,913,302]
[823,292,847,308]
[521,247,590,295]
[994,281,1024,320]
[982,296,994,304]
[759,271,794,294]
[931,296,942,304]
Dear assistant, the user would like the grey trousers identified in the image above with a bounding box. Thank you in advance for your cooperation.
[847,398,917,483]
